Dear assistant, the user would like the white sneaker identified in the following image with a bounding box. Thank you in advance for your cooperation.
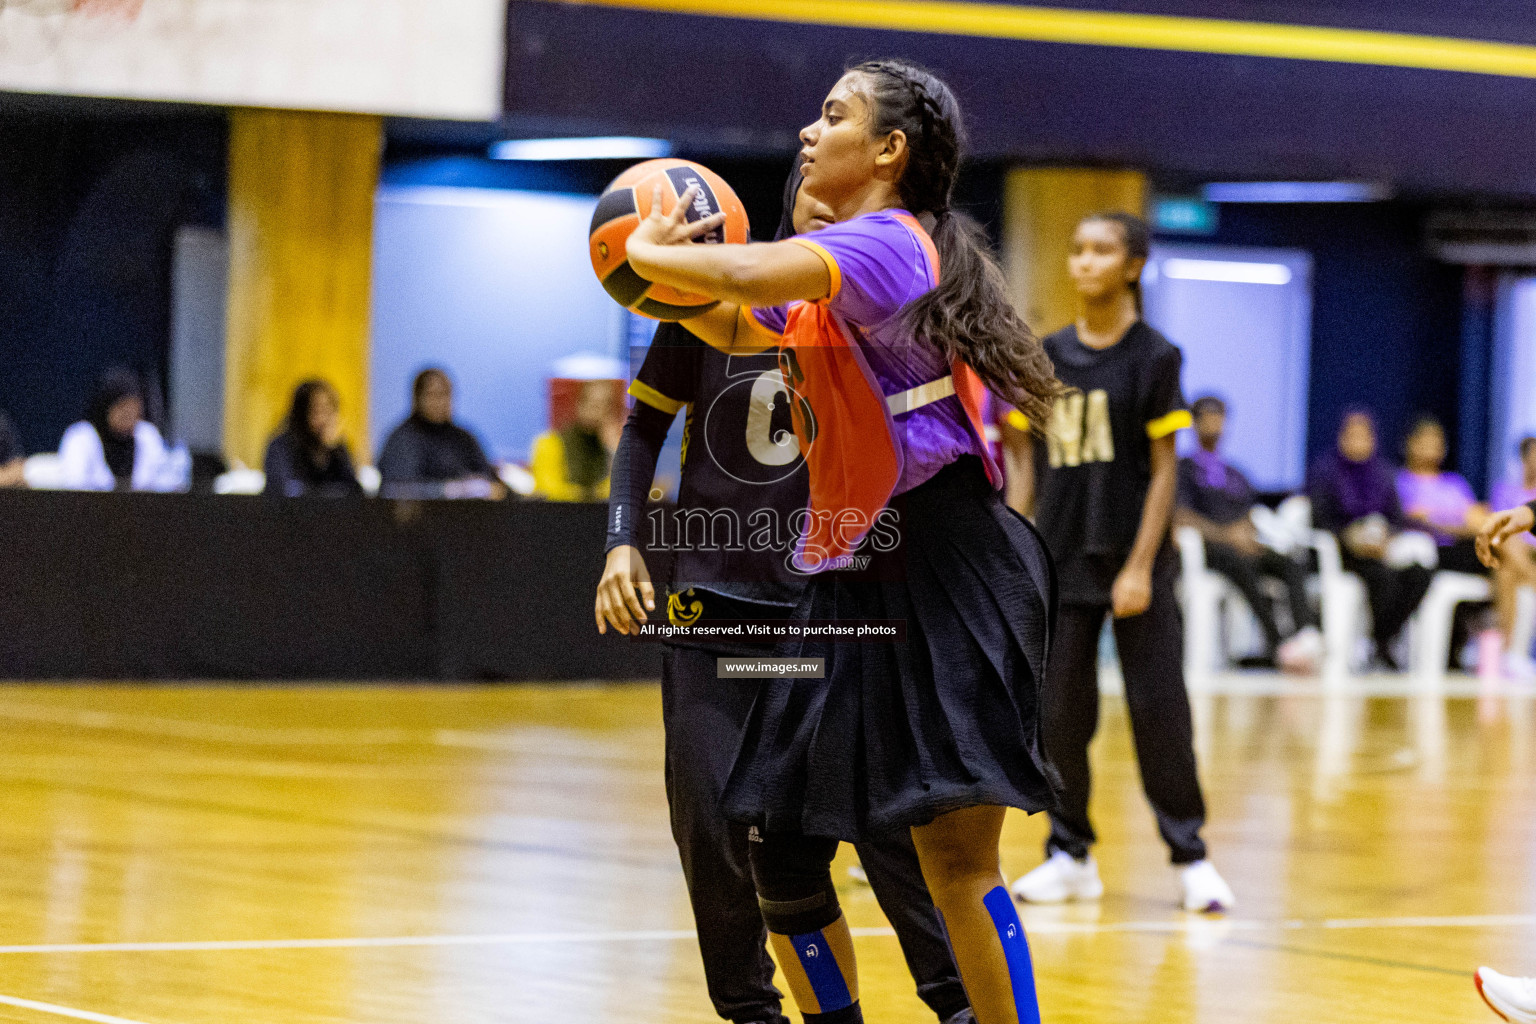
[1011,851,1103,904]
[1478,967,1536,1022]
[1277,626,1323,674]
[1179,860,1236,913]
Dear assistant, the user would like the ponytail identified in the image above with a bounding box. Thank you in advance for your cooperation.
[900,211,1065,428]
[851,59,1067,428]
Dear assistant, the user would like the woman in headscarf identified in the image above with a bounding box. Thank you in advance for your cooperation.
[1308,409,1434,668]
[263,379,363,497]
[530,378,619,502]
[57,367,182,492]
[377,368,504,499]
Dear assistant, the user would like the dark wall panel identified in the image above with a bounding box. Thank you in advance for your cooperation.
[506,2,1536,199]
[0,493,667,683]
[0,106,224,455]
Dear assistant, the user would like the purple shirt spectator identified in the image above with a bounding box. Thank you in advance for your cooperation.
[1396,469,1476,546]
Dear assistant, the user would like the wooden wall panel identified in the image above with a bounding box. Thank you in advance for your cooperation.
[1003,167,1147,337]
[224,108,382,468]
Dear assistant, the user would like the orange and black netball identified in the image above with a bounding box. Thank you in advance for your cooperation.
[588,158,750,320]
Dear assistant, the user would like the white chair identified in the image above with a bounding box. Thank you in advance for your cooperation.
[214,468,266,495]
[1175,526,1266,680]
[356,465,381,497]
[22,453,64,490]
[1176,526,1226,681]
[1409,572,1491,682]
[1511,587,1536,665]
[1311,529,1370,674]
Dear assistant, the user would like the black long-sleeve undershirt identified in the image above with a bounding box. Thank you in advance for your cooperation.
[605,400,676,553]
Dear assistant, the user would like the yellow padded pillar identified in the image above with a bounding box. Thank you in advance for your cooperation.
[1002,167,1147,337]
[224,108,382,469]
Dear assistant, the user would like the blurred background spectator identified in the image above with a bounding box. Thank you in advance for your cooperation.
[264,379,363,498]
[0,409,23,488]
[1489,436,1536,665]
[58,368,186,492]
[1176,395,1321,671]
[531,378,620,502]
[1397,417,1489,574]
[1308,409,1434,669]
[378,369,505,500]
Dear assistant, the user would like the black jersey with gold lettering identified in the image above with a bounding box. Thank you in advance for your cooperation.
[1032,321,1189,603]
[630,324,809,606]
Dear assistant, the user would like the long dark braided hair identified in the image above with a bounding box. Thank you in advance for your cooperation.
[848,59,1066,427]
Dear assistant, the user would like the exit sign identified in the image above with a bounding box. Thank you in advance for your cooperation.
[1153,197,1219,235]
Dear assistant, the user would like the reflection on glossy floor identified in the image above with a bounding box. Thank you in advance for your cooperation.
[0,680,1531,1023]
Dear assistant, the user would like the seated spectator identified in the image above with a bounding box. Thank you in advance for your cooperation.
[378,369,505,499]
[1489,436,1536,669]
[58,368,184,492]
[531,379,618,502]
[1396,417,1488,574]
[1309,409,1434,670]
[264,379,363,497]
[1176,396,1321,671]
[0,408,23,487]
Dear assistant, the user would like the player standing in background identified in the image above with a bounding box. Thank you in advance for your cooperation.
[1005,212,1235,913]
[620,59,1065,1024]
[595,169,974,1024]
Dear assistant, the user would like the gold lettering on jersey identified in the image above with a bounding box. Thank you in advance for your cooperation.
[1048,392,1084,467]
[1047,390,1114,467]
[1082,389,1115,463]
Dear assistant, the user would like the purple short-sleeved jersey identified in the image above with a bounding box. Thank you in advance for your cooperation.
[1396,469,1477,546]
[745,209,992,496]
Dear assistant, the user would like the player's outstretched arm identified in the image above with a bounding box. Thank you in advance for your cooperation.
[626,185,830,309]
[1476,504,1535,569]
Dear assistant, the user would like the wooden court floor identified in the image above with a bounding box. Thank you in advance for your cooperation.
[0,681,1530,1024]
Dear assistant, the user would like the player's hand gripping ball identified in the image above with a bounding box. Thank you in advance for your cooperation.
[589,158,750,320]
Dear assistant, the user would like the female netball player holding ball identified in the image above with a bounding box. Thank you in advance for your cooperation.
[1003,213,1234,913]
[621,60,1064,1024]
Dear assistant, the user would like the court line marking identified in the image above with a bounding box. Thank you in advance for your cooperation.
[0,914,1528,955]
[0,992,161,1024]
[553,0,1536,82]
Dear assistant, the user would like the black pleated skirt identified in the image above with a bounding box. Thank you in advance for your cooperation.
[720,456,1061,840]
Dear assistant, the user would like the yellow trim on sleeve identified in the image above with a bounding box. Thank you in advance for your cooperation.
[1146,409,1193,439]
[788,237,842,301]
[1006,409,1029,432]
[627,379,685,416]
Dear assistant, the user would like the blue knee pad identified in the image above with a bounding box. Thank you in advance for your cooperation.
[982,886,1042,1024]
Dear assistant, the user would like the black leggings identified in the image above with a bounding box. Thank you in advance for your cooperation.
[1343,553,1433,656]
[1042,560,1208,864]
[1203,541,1317,654]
